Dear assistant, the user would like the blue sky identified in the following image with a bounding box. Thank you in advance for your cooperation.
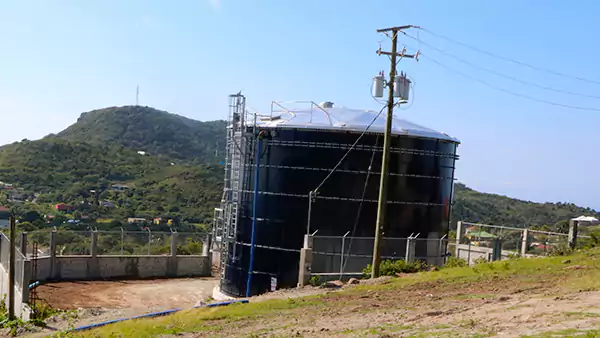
[2,0,600,211]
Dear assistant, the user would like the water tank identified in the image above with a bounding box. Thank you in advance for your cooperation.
[219,106,459,297]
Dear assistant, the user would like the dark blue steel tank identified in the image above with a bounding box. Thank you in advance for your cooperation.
[220,106,459,297]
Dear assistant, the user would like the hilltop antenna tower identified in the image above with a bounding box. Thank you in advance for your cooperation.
[136,85,140,106]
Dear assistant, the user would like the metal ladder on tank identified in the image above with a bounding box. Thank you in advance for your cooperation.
[220,94,248,282]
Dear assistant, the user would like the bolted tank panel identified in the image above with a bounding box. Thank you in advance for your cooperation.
[219,125,459,297]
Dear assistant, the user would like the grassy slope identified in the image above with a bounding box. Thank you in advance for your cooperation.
[74,251,600,337]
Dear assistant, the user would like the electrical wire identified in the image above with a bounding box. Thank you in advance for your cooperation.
[419,53,600,112]
[402,32,600,100]
[418,27,600,86]
[312,105,386,193]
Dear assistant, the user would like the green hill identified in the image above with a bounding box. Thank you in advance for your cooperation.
[452,183,600,229]
[0,137,222,223]
[55,106,226,164]
[0,105,597,232]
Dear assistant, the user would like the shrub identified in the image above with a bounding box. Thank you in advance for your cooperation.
[362,259,425,278]
[473,257,488,265]
[308,276,321,287]
[444,256,467,268]
[547,243,573,257]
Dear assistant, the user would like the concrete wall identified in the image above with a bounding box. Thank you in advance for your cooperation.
[34,255,210,282]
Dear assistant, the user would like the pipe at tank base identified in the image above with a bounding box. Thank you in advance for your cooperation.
[67,300,249,333]
[29,281,40,290]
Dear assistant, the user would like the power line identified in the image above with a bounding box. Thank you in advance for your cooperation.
[420,53,600,112]
[312,105,386,193]
[402,32,600,100]
[418,27,600,86]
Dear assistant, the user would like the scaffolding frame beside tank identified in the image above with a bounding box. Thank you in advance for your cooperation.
[213,93,257,283]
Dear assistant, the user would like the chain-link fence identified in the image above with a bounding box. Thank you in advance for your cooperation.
[311,235,448,277]
[455,221,591,265]
[17,229,208,257]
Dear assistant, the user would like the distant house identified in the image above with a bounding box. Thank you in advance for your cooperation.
[153,217,162,225]
[127,217,147,224]
[111,184,130,192]
[55,203,74,212]
[572,216,600,226]
[99,200,116,208]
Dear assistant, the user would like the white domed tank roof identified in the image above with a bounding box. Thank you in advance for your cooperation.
[255,105,459,143]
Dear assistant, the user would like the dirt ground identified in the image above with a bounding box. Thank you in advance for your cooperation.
[178,275,600,337]
[23,263,600,337]
[35,277,219,310]
[25,277,219,337]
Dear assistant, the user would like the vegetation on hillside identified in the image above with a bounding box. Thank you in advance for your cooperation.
[55,106,226,164]
[0,137,222,224]
[451,182,600,230]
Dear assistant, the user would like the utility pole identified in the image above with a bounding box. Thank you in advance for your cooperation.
[371,25,418,278]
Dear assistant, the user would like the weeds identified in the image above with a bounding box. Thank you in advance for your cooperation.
[363,259,426,278]
[473,257,488,265]
[309,275,321,286]
[444,257,467,268]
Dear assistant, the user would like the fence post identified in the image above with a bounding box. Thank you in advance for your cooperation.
[455,221,463,257]
[491,237,502,261]
[521,228,529,256]
[297,234,313,287]
[20,232,28,256]
[50,230,56,279]
[120,227,124,255]
[90,231,98,257]
[438,234,447,266]
[405,236,416,263]
[339,231,349,280]
[21,259,32,315]
[202,234,211,257]
[170,232,177,257]
[8,216,15,320]
[147,228,152,255]
[568,220,579,250]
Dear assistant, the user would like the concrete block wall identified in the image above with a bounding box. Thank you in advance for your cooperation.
[27,232,213,282]
[33,255,210,282]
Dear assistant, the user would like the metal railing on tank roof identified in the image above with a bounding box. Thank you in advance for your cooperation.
[269,100,333,125]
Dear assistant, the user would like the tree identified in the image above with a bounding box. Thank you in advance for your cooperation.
[17,221,35,232]
[22,210,41,223]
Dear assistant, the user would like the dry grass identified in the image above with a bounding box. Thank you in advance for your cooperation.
[68,249,600,337]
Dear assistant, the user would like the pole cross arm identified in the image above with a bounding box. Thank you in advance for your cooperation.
[376,50,418,59]
[376,25,416,33]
